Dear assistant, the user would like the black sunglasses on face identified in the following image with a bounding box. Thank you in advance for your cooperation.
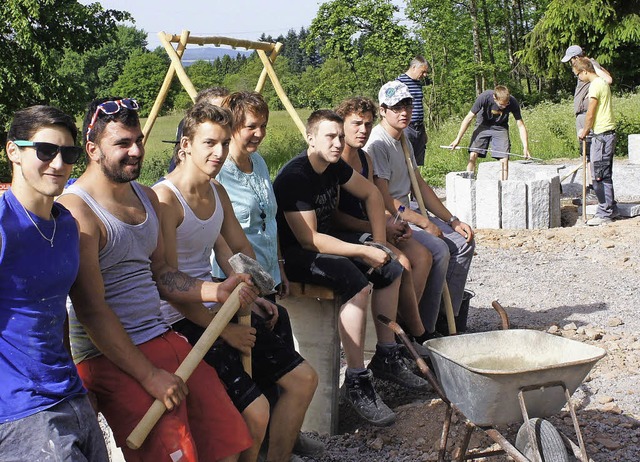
[13,140,83,165]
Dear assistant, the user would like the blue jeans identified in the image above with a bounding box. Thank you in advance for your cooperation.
[0,395,108,462]
[409,216,475,332]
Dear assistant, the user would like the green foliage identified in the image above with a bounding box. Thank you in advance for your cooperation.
[138,93,640,188]
[0,1,129,136]
[614,92,640,157]
[0,153,11,183]
[260,28,321,74]
[110,51,172,117]
[520,0,640,88]
[419,91,640,186]
[304,0,419,105]
[58,25,148,115]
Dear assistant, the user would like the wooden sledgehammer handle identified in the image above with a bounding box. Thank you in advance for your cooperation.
[126,282,248,450]
[400,135,457,335]
[238,305,252,376]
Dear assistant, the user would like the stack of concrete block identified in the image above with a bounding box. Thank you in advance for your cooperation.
[445,161,562,229]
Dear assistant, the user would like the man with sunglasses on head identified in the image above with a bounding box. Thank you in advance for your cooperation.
[1,106,108,461]
[449,85,531,180]
[365,80,475,341]
[58,97,256,462]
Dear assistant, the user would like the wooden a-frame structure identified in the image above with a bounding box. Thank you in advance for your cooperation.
[142,30,307,144]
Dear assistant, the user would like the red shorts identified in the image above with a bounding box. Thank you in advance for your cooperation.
[77,330,252,461]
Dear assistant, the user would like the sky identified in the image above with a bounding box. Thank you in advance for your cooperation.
[80,0,327,50]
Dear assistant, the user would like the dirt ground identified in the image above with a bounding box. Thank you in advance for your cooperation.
[305,203,640,461]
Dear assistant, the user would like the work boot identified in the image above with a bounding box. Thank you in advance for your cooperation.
[586,215,612,226]
[293,432,325,458]
[368,345,430,390]
[343,370,396,426]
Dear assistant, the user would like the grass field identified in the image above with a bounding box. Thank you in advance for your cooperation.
[137,92,640,187]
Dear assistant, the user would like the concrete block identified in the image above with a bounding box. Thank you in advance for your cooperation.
[629,134,640,164]
[281,284,340,434]
[528,179,550,229]
[445,171,459,210]
[476,179,501,229]
[478,161,565,182]
[611,162,640,199]
[561,160,640,200]
[501,181,528,229]
[549,176,562,228]
[454,174,476,227]
[587,202,640,217]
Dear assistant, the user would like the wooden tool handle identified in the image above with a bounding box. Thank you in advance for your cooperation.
[237,304,252,376]
[126,282,247,450]
[582,139,587,224]
[399,135,456,335]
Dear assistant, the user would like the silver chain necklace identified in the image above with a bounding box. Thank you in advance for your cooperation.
[19,201,56,247]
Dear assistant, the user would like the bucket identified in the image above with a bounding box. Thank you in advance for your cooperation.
[436,289,475,335]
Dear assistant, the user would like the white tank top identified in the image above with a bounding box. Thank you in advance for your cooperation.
[157,179,224,325]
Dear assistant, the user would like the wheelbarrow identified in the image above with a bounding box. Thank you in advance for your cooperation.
[378,310,606,462]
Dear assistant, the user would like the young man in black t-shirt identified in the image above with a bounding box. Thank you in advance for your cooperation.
[273,110,429,427]
[449,85,531,180]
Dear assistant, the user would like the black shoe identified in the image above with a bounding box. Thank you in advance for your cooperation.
[293,433,325,458]
[417,329,444,343]
[368,346,430,390]
[397,334,431,361]
[343,370,395,426]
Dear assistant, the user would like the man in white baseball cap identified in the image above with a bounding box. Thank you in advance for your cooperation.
[365,80,475,342]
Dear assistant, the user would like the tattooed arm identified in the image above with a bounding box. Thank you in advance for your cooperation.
[147,186,258,306]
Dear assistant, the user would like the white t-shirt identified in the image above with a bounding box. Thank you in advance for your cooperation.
[365,124,417,207]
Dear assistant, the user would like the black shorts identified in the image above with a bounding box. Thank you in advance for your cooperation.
[283,231,403,304]
[172,305,304,412]
[469,125,510,159]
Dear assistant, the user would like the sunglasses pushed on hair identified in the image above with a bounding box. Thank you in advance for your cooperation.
[13,140,83,165]
[86,98,140,138]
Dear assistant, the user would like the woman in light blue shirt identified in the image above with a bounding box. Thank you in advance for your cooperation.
[213,91,289,295]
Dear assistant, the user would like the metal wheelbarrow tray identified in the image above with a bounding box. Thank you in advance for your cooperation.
[425,329,606,426]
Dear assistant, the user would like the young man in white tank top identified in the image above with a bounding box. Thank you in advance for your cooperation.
[153,102,318,462]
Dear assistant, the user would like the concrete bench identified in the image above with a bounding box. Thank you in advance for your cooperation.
[280,282,342,435]
[280,282,378,435]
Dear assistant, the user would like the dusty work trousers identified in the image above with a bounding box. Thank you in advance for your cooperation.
[590,131,618,218]
[409,216,475,332]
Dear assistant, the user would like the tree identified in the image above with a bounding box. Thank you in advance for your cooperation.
[110,50,171,117]
[58,25,148,110]
[305,0,418,100]
[520,0,640,89]
[0,1,130,134]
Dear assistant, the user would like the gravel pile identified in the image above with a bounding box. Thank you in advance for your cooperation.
[300,212,640,461]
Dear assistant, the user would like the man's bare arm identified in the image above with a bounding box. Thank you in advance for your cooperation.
[59,193,188,410]
[284,209,388,269]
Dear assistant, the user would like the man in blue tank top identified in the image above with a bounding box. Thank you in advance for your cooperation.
[58,97,257,462]
[0,106,108,460]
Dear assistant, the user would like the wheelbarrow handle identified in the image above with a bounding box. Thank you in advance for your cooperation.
[376,314,449,403]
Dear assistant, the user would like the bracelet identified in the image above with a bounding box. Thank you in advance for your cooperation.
[278,258,285,264]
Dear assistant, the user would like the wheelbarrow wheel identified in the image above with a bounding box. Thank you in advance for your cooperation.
[515,418,569,462]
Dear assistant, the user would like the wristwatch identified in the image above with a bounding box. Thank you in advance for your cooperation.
[447,215,459,225]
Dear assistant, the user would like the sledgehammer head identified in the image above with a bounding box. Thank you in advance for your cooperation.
[228,253,277,295]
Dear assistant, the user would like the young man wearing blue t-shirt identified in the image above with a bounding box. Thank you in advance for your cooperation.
[0,106,108,461]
